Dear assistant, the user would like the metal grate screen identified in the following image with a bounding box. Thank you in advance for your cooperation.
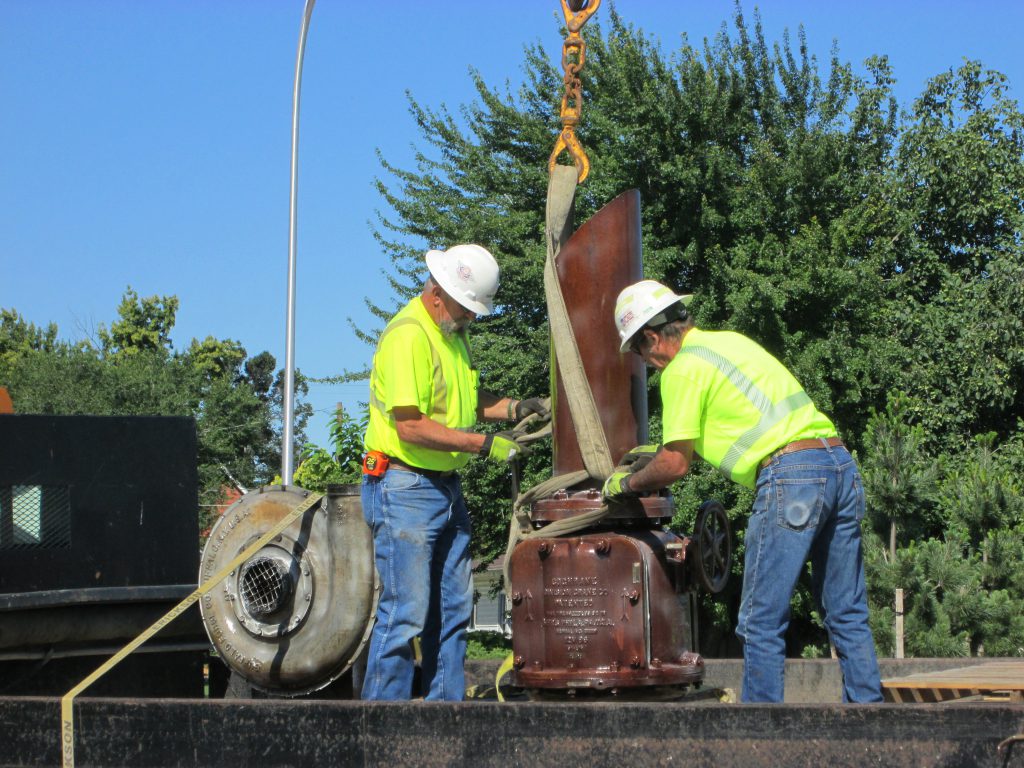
[239,557,291,617]
[0,485,71,550]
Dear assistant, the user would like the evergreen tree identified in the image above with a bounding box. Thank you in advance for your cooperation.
[862,396,940,554]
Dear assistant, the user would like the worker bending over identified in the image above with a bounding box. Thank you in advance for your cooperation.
[361,244,548,701]
[603,280,882,703]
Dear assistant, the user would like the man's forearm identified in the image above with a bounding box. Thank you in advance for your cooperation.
[627,443,691,492]
[395,413,486,455]
[478,390,515,422]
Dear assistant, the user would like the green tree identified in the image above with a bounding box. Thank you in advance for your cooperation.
[861,396,939,555]
[885,61,1024,450]
[187,336,247,381]
[894,535,978,657]
[98,286,179,358]
[896,61,1024,280]
[938,433,1024,553]
[0,309,58,368]
[292,407,366,492]
[0,289,308,537]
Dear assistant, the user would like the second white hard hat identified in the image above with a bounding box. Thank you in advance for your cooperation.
[614,280,693,352]
[425,244,500,316]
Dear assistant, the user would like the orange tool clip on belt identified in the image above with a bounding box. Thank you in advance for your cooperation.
[362,450,390,477]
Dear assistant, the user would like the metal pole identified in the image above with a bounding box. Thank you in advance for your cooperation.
[282,0,316,485]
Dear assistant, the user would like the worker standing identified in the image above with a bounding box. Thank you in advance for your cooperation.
[602,280,882,703]
[360,244,548,701]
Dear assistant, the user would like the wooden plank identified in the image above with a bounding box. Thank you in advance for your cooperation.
[882,661,1024,703]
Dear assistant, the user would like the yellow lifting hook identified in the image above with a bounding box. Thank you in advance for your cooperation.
[548,0,601,183]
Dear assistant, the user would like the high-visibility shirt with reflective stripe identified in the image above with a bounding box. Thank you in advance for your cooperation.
[660,328,837,489]
[363,297,479,471]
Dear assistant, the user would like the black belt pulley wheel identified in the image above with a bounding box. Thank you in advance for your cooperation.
[693,500,731,594]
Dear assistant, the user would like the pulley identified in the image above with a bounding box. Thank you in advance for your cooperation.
[692,500,732,595]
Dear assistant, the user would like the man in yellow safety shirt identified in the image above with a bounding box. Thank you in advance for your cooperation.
[602,279,882,703]
[360,243,548,701]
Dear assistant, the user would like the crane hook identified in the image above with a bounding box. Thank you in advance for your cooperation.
[548,0,601,183]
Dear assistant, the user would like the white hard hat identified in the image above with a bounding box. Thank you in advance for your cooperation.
[614,280,693,352]
[425,244,500,316]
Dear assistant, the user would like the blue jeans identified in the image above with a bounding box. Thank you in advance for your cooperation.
[360,468,473,701]
[736,443,883,703]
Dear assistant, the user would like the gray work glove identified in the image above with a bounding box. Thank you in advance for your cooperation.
[619,444,659,474]
[514,397,551,422]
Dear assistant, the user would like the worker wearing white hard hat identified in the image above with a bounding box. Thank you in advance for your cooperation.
[613,279,693,353]
[605,279,882,704]
[424,243,500,316]
[360,244,549,701]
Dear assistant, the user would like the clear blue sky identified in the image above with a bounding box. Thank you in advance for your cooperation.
[3,0,1022,453]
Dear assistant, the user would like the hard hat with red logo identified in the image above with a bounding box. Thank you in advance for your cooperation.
[614,280,693,352]
[425,244,500,316]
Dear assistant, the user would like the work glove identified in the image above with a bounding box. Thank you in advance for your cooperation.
[619,444,659,474]
[602,471,636,503]
[514,397,550,422]
[480,431,529,463]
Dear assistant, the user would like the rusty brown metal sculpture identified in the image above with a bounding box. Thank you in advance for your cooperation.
[551,190,645,478]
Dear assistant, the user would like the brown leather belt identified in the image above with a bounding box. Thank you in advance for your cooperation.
[759,437,845,469]
[387,460,457,479]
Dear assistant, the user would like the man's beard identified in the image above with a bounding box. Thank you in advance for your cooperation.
[439,318,468,336]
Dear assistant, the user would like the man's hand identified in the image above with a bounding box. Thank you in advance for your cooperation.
[602,471,636,502]
[480,431,528,463]
[514,397,550,422]
[620,444,659,473]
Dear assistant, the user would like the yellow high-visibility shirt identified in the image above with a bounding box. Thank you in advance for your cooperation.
[364,297,479,471]
[660,328,837,489]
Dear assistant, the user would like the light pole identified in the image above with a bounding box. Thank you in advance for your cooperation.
[281,0,316,485]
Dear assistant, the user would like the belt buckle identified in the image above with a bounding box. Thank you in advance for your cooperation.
[760,446,782,470]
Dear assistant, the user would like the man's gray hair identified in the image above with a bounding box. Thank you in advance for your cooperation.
[655,317,693,341]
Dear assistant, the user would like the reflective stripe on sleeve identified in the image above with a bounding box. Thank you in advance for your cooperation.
[680,345,812,480]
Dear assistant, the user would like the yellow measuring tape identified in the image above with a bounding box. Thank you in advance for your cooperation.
[494,652,516,702]
[59,490,325,768]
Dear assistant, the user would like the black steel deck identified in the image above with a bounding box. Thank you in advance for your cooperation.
[3,696,1024,768]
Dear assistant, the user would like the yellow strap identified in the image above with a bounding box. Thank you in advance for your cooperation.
[494,651,515,702]
[59,490,325,768]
